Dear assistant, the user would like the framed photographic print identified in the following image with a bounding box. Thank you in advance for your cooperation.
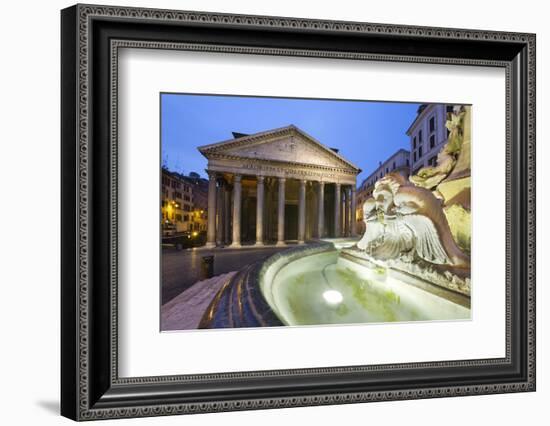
[61,4,536,421]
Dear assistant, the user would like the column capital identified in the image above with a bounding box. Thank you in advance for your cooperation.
[257,175,265,183]
[299,178,307,185]
[318,181,325,187]
[206,170,217,179]
[233,174,242,183]
[278,177,286,183]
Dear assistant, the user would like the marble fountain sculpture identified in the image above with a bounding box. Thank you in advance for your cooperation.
[199,106,472,329]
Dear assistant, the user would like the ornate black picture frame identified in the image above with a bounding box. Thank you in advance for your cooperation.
[61,4,536,421]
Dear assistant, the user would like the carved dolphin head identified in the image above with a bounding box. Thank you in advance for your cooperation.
[394,192,423,215]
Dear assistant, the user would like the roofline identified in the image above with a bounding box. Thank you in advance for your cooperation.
[361,148,410,184]
[361,165,410,189]
[291,126,362,172]
[405,103,455,135]
[405,104,430,136]
[162,168,208,184]
[197,125,294,152]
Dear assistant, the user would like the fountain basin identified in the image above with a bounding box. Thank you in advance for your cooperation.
[260,242,470,326]
[200,241,470,329]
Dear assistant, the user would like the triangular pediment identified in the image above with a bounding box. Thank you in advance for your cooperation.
[198,126,360,172]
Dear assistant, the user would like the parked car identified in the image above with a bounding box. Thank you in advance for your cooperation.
[162,230,207,249]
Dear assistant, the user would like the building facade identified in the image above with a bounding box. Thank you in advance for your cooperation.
[198,125,361,248]
[161,169,208,234]
[355,148,410,232]
[178,173,208,233]
[407,104,452,175]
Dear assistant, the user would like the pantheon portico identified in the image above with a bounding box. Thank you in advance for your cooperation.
[198,125,361,248]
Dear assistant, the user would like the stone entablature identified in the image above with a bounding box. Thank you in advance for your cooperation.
[206,157,357,185]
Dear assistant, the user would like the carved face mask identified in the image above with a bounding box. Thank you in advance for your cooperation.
[374,188,393,214]
[363,198,376,219]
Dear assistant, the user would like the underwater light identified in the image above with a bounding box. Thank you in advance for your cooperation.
[323,290,343,305]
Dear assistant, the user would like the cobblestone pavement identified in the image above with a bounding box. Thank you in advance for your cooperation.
[161,245,288,305]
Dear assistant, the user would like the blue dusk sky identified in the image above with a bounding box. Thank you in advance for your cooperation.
[161,93,421,183]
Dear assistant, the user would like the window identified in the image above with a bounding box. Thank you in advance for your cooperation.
[419,146,423,157]
[171,180,177,189]
[184,195,190,202]
[392,161,396,170]
[413,152,417,162]
[385,167,388,173]
[406,159,410,166]
[413,136,417,149]
[174,191,182,199]
[183,205,191,212]
[430,134,435,149]
[175,214,182,222]
[183,215,189,222]
[162,176,170,186]
[418,130,423,143]
[429,116,435,132]
[428,155,437,166]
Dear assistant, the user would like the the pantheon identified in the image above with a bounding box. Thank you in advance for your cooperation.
[198,125,361,248]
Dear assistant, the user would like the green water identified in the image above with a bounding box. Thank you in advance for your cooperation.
[270,251,470,326]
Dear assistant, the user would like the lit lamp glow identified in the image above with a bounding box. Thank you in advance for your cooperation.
[323,290,343,305]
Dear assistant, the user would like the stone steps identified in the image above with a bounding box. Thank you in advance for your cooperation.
[161,272,236,331]
[198,261,284,329]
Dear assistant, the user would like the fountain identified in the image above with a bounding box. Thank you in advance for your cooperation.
[199,106,471,329]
